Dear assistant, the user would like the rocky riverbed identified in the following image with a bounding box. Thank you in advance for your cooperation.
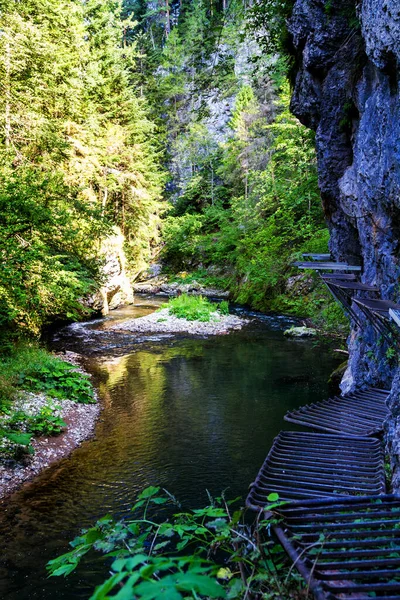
[111,307,247,336]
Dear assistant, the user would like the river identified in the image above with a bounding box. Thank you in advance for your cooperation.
[0,297,342,599]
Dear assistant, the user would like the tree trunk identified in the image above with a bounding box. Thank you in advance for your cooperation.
[165,0,170,37]
[102,187,108,215]
[210,164,214,205]
[5,40,11,148]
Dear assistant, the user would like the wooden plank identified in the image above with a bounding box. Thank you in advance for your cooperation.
[294,261,362,271]
[302,253,331,260]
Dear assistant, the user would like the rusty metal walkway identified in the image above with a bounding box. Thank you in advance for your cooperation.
[284,387,390,437]
[255,259,400,598]
[246,431,385,508]
[273,495,400,600]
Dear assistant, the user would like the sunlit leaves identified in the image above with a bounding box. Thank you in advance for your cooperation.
[48,486,295,599]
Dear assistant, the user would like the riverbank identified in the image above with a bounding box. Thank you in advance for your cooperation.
[111,307,247,336]
[134,269,349,338]
[0,350,100,501]
[133,277,230,299]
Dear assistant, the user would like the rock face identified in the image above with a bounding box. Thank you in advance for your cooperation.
[288,0,400,489]
[85,228,134,315]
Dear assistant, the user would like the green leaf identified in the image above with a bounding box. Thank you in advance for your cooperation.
[112,554,148,573]
[267,493,279,502]
[137,486,161,500]
[177,573,226,598]
[90,572,127,600]
[5,431,32,446]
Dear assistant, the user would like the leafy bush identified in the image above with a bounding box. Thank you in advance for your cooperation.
[18,363,95,405]
[168,268,229,291]
[0,345,95,406]
[26,402,66,436]
[0,430,33,461]
[0,345,94,461]
[161,90,337,330]
[47,486,301,599]
[164,294,225,322]
[0,168,108,348]
[218,300,229,315]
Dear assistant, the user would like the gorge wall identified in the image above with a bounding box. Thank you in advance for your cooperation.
[288,0,400,489]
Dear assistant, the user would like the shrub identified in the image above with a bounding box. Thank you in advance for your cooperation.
[0,344,95,462]
[18,363,95,405]
[0,344,95,405]
[47,487,300,599]
[164,294,224,322]
[218,300,229,315]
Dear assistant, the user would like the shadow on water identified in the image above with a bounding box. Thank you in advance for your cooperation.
[0,297,342,599]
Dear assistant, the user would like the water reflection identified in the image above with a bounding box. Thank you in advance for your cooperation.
[0,299,341,599]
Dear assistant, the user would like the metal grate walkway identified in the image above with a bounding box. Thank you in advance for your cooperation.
[246,431,385,508]
[284,387,390,437]
[273,495,400,600]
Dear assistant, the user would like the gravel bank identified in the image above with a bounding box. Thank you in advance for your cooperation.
[0,353,100,500]
[112,308,248,336]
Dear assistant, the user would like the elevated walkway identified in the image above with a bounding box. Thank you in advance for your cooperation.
[284,387,389,437]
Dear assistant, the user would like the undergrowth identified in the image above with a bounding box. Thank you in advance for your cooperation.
[0,344,95,461]
[47,486,305,600]
[162,295,229,322]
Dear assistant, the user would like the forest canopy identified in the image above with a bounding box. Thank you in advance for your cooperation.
[0,0,341,347]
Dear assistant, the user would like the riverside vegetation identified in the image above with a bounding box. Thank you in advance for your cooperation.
[0,345,95,461]
[48,486,304,600]
[0,0,345,467]
[0,0,345,357]
[161,295,229,322]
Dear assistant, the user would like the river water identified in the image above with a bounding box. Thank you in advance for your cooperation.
[0,297,342,599]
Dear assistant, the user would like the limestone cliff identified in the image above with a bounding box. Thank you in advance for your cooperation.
[85,228,134,316]
[288,0,400,489]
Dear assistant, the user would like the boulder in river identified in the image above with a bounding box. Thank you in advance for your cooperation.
[284,326,317,338]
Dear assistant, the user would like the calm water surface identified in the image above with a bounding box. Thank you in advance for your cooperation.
[0,297,342,599]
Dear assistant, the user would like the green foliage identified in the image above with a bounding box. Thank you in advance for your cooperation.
[0,168,107,346]
[246,0,296,56]
[0,345,95,406]
[218,301,229,315]
[47,486,301,599]
[5,401,66,436]
[18,363,95,405]
[168,268,229,291]
[0,429,33,461]
[0,0,166,345]
[161,87,338,329]
[0,344,95,461]
[164,294,226,322]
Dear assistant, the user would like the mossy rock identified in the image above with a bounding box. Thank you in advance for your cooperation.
[284,326,317,338]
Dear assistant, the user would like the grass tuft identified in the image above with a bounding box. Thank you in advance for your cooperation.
[162,294,229,322]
